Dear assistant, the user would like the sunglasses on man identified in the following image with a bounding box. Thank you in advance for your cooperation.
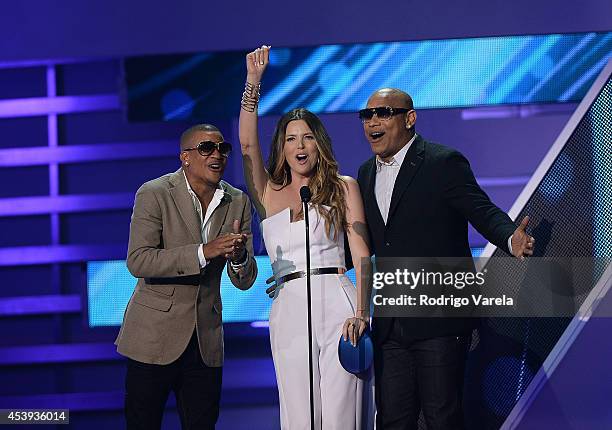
[358,106,412,123]
[183,140,232,157]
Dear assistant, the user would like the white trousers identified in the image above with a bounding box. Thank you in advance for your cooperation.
[269,274,373,430]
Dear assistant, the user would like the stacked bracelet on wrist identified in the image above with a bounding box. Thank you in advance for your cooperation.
[241,81,261,112]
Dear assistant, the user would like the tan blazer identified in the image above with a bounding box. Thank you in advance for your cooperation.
[115,169,257,367]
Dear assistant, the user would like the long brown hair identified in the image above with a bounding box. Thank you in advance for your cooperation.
[267,108,348,239]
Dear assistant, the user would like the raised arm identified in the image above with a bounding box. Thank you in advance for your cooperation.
[341,176,373,346]
[239,45,271,218]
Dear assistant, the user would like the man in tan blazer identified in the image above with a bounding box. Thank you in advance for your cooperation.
[115,123,258,430]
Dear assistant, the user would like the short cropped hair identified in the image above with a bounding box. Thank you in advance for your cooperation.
[180,124,221,150]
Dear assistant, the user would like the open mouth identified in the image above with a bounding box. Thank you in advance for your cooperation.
[296,154,308,165]
[208,162,222,171]
[369,131,385,142]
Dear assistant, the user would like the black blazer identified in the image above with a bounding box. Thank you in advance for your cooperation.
[357,135,516,342]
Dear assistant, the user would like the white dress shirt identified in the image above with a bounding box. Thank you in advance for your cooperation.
[184,172,225,268]
[374,135,514,253]
[375,134,417,225]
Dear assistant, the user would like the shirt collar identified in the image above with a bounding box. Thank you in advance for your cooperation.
[376,133,417,171]
[183,171,224,201]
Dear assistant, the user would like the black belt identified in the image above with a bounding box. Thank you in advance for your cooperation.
[268,267,345,287]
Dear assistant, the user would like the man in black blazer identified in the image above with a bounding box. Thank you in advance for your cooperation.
[356,88,534,429]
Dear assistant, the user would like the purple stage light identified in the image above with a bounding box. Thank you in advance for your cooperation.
[461,103,577,120]
[0,141,178,167]
[0,244,127,266]
[477,176,531,187]
[0,343,120,366]
[0,94,119,118]
[0,193,135,216]
[250,321,270,328]
[0,294,81,316]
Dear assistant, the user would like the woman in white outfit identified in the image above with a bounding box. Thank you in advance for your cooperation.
[239,46,373,429]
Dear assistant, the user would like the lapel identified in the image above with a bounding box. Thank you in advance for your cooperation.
[362,157,385,228]
[207,181,232,240]
[169,169,202,243]
[387,135,425,223]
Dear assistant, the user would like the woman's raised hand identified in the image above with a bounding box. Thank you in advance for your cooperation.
[246,45,270,83]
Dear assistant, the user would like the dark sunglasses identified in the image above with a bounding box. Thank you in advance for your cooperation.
[183,140,232,157]
[358,106,411,123]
